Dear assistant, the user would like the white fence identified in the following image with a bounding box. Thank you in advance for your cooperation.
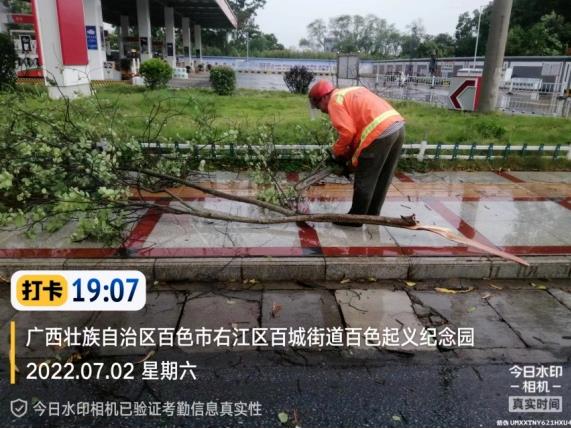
[142,142,571,162]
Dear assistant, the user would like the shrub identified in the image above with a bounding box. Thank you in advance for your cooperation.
[139,58,173,90]
[475,119,507,140]
[0,33,18,91]
[209,66,236,96]
[283,66,315,94]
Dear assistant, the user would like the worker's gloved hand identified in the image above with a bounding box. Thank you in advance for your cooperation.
[325,151,351,178]
[326,149,346,166]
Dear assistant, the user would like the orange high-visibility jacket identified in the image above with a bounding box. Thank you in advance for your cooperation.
[328,87,404,167]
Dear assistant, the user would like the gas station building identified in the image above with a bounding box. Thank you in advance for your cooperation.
[1,0,237,98]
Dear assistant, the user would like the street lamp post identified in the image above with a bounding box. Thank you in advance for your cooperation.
[246,32,249,63]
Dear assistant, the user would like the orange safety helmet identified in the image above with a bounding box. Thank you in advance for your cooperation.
[308,80,335,108]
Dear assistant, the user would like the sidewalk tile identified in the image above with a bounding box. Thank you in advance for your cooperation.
[409,172,513,184]
[178,292,260,352]
[91,292,185,356]
[411,291,525,348]
[487,291,571,349]
[261,290,342,329]
[510,171,571,184]
[549,289,571,310]
[144,201,301,249]
[335,289,435,351]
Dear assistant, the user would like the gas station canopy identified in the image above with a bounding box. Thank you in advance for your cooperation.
[102,0,237,29]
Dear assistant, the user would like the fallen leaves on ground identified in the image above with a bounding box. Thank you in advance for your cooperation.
[404,281,416,288]
[481,292,492,300]
[135,350,156,364]
[489,283,503,290]
[340,279,352,284]
[271,303,283,319]
[66,352,85,364]
[278,411,289,424]
[292,409,301,427]
[530,282,547,290]
[435,287,474,294]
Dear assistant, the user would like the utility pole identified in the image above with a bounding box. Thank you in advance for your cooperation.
[473,6,483,69]
[478,0,513,113]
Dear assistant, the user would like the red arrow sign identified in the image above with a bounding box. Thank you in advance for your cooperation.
[450,79,476,110]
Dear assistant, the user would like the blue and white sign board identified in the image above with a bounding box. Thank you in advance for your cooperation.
[86,26,98,50]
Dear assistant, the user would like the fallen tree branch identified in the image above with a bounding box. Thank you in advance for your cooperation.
[408,224,530,267]
[144,190,419,228]
[131,196,528,266]
[125,171,529,267]
[126,168,296,216]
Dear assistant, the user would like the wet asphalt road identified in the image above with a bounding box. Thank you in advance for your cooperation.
[1,350,570,427]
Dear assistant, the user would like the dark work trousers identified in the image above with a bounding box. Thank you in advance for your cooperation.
[349,127,405,216]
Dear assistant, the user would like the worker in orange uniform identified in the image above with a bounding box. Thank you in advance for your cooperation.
[308,80,406,227]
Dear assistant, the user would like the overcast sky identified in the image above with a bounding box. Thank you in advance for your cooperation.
[256,0,492,49]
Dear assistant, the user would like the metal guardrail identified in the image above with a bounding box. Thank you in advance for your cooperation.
[375,73,451,88]
[497,81,570,117]
[141,142,571,162]
[372,74,571,118]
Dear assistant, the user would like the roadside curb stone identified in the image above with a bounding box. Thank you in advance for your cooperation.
[0,256,570,283]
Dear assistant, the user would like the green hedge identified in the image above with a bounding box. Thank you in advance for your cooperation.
[139,58,173,90]
[0,33,17,91]
[209,66,236,96]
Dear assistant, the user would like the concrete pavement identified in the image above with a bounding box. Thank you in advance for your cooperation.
[2,278,569,361]
[0,278,570,427]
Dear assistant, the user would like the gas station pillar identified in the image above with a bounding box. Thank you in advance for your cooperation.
[164,6,176,69]
[83,0,106,80]
[137,0,152,62]
[119,15,129,57]
[32,0,91,99]
[193,24,202,63]
[182,17,192,70]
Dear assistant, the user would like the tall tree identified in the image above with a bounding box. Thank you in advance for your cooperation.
[400,19,426,58]
[305,19,327,51]
[229,0,267,46]
[417,33,456,58]
[457,0,570,56]
[508,11,566,55]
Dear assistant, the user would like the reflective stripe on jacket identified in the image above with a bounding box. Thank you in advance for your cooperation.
[328,87,404,167]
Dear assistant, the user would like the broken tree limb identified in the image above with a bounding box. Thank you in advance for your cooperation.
[128,168,296,216]
[126,172,529,267]
[408,224,530,267]
[154,190,419,228]
[133,197,528,266]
